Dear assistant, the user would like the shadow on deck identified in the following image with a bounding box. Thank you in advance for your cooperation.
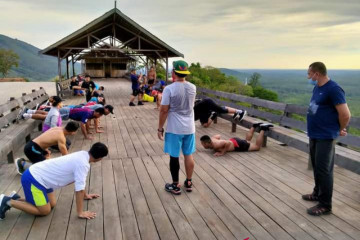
[0,78,359,240]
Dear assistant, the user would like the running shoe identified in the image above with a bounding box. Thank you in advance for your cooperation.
[16,107,28,121]
[0,194,11,220]
[129,102,136,106]
[138,101,144,106]
[165,183,181,195]
[260,123,274,131]
[252,122,263,129]
[184,179,193,192]
[14,158,25,175]
[209,111,218,120]
[2,191,21,213]
[233,110,247,121]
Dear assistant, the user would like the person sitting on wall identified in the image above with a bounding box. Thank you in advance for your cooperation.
[70,75,84,96]
[200,123,273,156]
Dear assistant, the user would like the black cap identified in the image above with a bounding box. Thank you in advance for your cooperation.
[105,105,114,114]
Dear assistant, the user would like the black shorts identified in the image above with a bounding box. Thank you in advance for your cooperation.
[132,89,142,96]
[230,138,250,152]
[195,98,228,124]
[148,79,155,85]
[24,141,47,163]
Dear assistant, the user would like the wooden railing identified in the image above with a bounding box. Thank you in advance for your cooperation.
[197,87,360,150]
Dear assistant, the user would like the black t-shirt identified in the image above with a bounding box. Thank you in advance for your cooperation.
[194,100,212,124]
[70,80,79,89]
[81,81,96,93]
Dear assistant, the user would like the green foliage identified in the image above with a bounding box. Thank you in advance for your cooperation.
[248,72,261,88]
[188,62,253,97]
[0,34,81,81]
[0,48,19,77]
[253,86,279,101]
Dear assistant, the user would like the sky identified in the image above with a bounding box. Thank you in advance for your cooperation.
[1,0,360,69]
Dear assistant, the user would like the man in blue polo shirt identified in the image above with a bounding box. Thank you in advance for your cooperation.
[129,68,144,106]
[302,62,351,216]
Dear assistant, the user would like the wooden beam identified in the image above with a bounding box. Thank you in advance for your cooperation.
[66,56,69,79]
[57,50,61,96]
[119,36,137,48]
[115,24,162,49]
[72,55,75,76]
[165,51,168,82]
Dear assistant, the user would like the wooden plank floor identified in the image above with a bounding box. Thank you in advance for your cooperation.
[1,78,360,240]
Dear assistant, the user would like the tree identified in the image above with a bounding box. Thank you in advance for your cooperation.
[248,72,261,88]
[253,86,279,102]
[0,48,19,77]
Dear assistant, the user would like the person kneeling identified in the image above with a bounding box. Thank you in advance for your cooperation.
[0,142,108,220]
[200,123,273,156]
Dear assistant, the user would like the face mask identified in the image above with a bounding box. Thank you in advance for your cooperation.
[308,79,317,86]
[308,73,317,86]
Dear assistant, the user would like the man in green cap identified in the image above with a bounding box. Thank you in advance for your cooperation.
[157,60,196,195]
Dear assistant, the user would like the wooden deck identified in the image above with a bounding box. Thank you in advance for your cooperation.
[1,78,360,240]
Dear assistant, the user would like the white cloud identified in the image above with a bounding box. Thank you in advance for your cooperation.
[0,0,359,68]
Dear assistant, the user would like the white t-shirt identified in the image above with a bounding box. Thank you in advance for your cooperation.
[161,81,196,135]
[30,151,90,191]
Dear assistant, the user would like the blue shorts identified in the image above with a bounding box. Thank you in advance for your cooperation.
[164,133,196,157]
[74,90,84,95]
[21,170,53,207]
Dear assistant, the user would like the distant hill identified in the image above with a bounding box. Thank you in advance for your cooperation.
[219,68,251,83]
[0,34,80,81]
[219,68,360,116]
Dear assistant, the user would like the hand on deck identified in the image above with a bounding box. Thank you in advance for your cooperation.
[96,130,104,133]
[86,136,94,140]
[78,211,97,219]
[84,193,100,200]
[214,152,224,157]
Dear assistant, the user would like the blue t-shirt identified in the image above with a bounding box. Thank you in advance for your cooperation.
[131,74,139,90]
[69,108,94,124]
[307,80,346,139]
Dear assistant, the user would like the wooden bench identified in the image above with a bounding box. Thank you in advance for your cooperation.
[0,88,49,165]
[197,87,360,174]
[56,78,72,98]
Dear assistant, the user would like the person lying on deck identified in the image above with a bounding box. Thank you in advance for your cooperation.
[14,121,80,175]
[194,98,247,128]
[200,123,273,156]
[0,142,108,220]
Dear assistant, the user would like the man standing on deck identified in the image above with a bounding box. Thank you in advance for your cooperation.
[129,68,144,106]
[302,62,351,216]
[157,60,196,195]
[81,74,96,102]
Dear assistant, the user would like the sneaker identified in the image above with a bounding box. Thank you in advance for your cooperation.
[0,194,12,220]
[22,113,32,120]
[2,191,21,213]
[165,183,181,195]
[9,191,20,201]
[233,110,247,121]
[14,158,25,175]
[184,179,193,192]
[16,107,28,121]
[138,101,144,106]
[252,122,263,129]
[35,103,40,110]
[129,102,136,106]
[260,123,274,131]
[209,111,218,120]
[307,204,331,216]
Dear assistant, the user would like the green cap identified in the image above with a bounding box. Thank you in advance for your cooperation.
[173,60,191,75]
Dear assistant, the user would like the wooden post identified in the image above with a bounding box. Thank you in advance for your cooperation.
[72,55,75,76]
[57,50,61,96]
[66,56,69,79]
[165,51,168,82]
[232,122,236,132]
